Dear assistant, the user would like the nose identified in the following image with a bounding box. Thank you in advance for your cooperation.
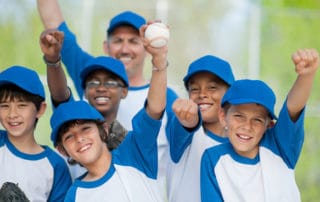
[7,106,18,119]
[75,134,85,143]
[120,41,130,53]
[240,119,253,131]
[198,88,208,98]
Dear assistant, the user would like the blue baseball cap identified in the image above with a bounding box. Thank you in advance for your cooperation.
[107,11,146,35]
[50,100,105,146]
[221,79,277,120]
[80,56,129,89]
[0,66,45,99]
[183,55,235,89]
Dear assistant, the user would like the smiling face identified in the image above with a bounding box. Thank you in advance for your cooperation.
[220,103,271,159]
[84,69,128,119]
[105,25,147,81]
[187,72,229,131]
[58,121,108,167]
[0,100,42,138]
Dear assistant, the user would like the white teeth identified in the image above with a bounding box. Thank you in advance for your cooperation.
[9,122,20,126]
[119,57,132,63]
[79,144,90,152]
[239,134,250,140]
[198,104,211,110]
[95,97,110,104]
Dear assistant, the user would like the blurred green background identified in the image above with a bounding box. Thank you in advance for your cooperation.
[1,0,320,201]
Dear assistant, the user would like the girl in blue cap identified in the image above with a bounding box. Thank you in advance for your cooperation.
[0,66,72,201]
[200,48,319,202]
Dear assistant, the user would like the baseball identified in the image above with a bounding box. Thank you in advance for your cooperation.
[145,22,170,48]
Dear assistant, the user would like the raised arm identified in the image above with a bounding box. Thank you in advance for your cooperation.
[287,48,319,121]
[37,0,64,29]
[39,29,71,103]
[140,22,169,120]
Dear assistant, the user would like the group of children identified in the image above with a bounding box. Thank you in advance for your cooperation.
[0,0,319,201]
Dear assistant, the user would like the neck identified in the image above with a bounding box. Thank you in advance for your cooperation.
[128,76,148,87]
[203,122,226,137]
[83,146,112,181]
[8,134,43,154]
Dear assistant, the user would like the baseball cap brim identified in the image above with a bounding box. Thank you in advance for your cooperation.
[50,100,105,146]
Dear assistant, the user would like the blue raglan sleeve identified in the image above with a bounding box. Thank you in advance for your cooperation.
[63,185,77,202]
[114,104,163,178]
[0,130,5,146]
[58,22,94,99]
[47,149,72,202]
[200,148,224,202]
[167,110,202,163]
[263,99,305,169]
[164,87,178,120]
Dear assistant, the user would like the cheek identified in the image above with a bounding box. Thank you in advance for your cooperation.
[108,44,121,55]
[188,93,198,102]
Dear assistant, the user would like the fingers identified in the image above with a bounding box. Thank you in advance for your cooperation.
[292,48,318,65]
[292,48,319,75]
[172,98,199,128]
[40,29,64,46]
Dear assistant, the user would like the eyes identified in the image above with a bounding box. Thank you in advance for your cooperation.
[0,102,30,110]
[232,113,267,127]
[188,84,218,94]
[62,125,93,144]
[86,80,125,89]
[109,37,142,45]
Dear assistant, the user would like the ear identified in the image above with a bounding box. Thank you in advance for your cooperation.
[267,120,275,128]
[121,87,129,99]
[218,107,227,128]
[36,102,47,119]
[103,40,109,55]
[56,144,69,157]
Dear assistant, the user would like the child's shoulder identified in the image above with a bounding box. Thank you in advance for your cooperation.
[203,143,232,163]
[43,146,69,166]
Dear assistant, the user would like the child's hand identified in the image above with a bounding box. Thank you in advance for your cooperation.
[292,49,319,76]
[172,98,199,129]
[140,21,168,71]
[39,29,64,62]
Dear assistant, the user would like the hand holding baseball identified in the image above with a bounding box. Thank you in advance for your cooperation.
[144,22,170,48]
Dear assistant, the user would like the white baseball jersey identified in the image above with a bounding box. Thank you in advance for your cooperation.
[0,131,72,201]
[201,103,304,202]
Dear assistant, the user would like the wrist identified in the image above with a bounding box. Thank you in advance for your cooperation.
[43,55,61,68]
[152,60,169,71]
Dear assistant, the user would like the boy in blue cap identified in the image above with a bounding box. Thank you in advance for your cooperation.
[0,66,72,201]
[49,24,175,200]
[166,55,235,202]
[200,49,319,202]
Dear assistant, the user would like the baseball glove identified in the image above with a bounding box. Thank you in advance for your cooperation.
[0,182,30,202]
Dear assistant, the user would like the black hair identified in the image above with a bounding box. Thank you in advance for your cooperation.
[0,84,45,125]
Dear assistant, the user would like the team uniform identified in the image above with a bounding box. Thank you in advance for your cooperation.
[201,101,304,202]
[166,116,228,202]
[0,130,72,201]
[64,105,181,202]
[58,22,178,199]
